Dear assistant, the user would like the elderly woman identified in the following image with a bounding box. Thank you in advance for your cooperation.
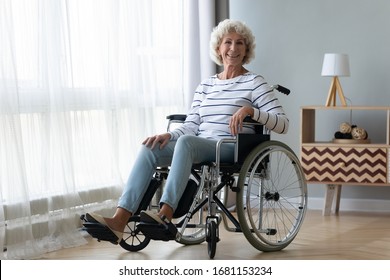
[85,19,289,243]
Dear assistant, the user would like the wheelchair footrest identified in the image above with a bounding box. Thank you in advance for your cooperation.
[137,222,178,242]
[82,222,120,245]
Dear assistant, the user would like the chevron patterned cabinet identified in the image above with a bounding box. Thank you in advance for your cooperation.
[300,106,390,215]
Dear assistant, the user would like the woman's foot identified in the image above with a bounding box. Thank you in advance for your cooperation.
[83,208,132,244]
[140,210,170,225]
[139,203,174,224]
[85,212,126,233]
[157,203,174,221]
[139,210,178,240]
[84,212,124,244]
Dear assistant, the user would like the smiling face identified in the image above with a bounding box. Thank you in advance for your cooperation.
[217,32,247,68]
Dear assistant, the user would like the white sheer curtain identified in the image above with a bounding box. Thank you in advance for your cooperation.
[183,0,229,107]
[0,0,184,259]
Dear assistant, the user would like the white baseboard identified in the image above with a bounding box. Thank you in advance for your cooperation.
[308,197,390,213]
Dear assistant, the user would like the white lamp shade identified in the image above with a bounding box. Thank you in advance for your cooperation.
[321,53,350,77]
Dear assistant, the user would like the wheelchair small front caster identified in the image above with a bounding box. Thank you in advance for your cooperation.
[206,220,219,259]
[119,216,151,252]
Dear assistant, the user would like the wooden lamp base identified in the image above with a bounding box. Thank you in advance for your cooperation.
[325,76,347,106]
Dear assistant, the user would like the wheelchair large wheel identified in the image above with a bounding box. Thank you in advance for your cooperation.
[119,215,151,252]
[236,140,307,252]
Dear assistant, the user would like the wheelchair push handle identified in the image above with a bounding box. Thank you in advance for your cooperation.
[272,84,290,95]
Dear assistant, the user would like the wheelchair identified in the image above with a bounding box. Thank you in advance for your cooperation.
[83,85,308,259]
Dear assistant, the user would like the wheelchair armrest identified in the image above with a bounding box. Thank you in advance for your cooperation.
[243,116,258,123]
[166,114,187,121]
[243,116,264,135]
[167,115,263,129]
[166,114,187,132]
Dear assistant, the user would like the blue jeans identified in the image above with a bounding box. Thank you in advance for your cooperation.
[118,135,235,214]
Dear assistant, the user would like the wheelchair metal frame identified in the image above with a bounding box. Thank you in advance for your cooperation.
[117,85,307,259]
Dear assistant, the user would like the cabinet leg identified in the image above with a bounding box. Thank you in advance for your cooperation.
[323,184,342,216]
[334,185,342,214]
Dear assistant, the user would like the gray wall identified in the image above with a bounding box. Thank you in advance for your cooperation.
[230,0,390,208]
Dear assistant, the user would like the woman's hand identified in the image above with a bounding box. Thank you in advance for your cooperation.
[229,106,254,136]
[142,133,171,149]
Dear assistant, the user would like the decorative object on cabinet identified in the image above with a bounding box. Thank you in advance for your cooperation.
[300,106,390,215]
[333,122,369,143]
[321,53,350,107]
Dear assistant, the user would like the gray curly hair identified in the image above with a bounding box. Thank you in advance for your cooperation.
[209,19,256,66]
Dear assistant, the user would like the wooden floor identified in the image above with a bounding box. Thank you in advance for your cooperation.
[38,210,390,260]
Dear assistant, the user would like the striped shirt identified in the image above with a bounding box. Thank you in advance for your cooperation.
[170,72,289,140]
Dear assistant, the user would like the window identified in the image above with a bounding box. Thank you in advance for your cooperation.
[1,0,185,202]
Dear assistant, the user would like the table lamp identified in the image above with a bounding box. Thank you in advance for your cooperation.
[321,53,350,106]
